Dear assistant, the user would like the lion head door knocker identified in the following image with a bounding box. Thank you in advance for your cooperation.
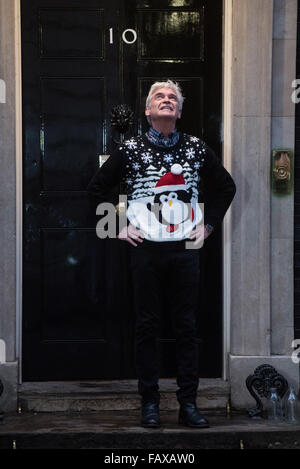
[246,364,288,418]
[272,149,293,195]
[110,104,134,144]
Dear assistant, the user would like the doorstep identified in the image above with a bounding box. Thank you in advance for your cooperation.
[0,410,300,449]
[18,378,230,413]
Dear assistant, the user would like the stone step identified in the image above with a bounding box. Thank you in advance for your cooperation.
[1,409,300,449]
[18,378,230,413]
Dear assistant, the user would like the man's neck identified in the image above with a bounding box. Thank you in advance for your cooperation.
[151,121,176,139]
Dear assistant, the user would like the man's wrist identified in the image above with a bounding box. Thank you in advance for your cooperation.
[205,223,214,233]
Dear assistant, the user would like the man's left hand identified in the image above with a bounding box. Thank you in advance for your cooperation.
[188,224,213,246]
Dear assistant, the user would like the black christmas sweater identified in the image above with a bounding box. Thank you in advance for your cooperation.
[87,132,236,247]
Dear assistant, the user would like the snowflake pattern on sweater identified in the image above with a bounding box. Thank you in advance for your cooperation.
[119,134,205,200]
[118,133,207,241]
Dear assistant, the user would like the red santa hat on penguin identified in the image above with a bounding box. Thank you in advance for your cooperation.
[153,164,187,194]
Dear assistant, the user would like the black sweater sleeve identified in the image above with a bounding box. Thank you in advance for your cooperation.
[201,144,236,229]
[86,149,124,206]
[86,149,127,234]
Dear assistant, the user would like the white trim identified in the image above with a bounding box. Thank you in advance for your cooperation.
[154,184,187,194]
[222,0,233,381]
[15,0,23,384]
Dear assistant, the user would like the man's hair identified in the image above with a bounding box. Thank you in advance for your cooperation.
[145,79,184,124]
[145,79,185,110]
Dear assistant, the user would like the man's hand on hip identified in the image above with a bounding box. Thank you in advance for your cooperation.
[118,223,145,247]
[188,224,213,247]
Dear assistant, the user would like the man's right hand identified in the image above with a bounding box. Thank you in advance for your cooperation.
[117,223,145,247]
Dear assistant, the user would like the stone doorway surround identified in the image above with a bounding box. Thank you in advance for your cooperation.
[228,0,299,408]
[0,0,299,412]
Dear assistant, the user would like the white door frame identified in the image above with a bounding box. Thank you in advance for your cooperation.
[15,0,23,384]
[222,0,233,380]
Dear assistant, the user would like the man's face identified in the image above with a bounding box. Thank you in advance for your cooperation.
[145,87,182,123]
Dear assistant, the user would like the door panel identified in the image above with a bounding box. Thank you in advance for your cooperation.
[21,0,223,380]
[39,8,105,58]
[41,77,105,190]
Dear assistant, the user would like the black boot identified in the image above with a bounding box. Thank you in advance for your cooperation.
[141,402,161,428]
[178,402,209,428]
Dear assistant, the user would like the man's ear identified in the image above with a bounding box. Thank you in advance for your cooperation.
[145,108,150,117]
[177,109,182,119]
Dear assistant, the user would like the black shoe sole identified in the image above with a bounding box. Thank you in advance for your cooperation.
[178,418,209,428]
[141,422,161,428]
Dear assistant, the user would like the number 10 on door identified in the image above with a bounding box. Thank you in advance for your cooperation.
[109,28,137,44]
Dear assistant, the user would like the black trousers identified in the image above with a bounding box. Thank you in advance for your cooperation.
[130,245,200,405]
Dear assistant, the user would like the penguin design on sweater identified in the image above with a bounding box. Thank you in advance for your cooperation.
[148,163,194,233]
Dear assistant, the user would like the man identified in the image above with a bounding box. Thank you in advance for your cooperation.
[87,80,236,429]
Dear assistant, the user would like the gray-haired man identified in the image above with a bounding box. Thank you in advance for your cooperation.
[87,80,236,428]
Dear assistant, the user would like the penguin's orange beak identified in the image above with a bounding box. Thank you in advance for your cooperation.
[168,200,173,207]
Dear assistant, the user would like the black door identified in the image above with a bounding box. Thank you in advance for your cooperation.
[21,0,223,380]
